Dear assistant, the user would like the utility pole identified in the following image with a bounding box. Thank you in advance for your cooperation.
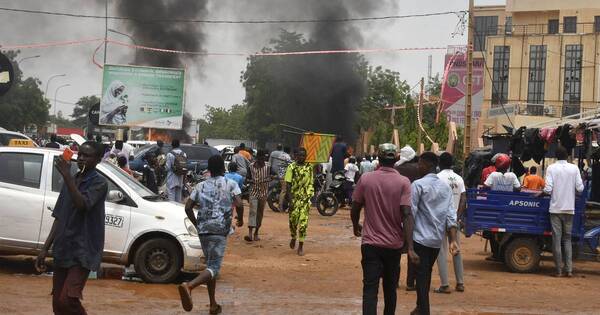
[104,0,108,64]
[464,0,474,156]
[418,77,424,154]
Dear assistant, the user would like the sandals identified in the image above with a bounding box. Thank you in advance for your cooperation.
[209,304,222,315]
[433,286,452,294]
[244,235,253,242]
[455,283,465,292]
[178,283,193,312]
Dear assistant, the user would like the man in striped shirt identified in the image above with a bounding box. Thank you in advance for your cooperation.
[245,149,271,242]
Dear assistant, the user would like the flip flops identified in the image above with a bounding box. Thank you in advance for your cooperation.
[178,283,193,312]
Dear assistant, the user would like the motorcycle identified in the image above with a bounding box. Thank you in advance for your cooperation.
[267,179,289,212]
[315,171,345,216]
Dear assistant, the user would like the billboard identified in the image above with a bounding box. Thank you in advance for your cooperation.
[100,64,185,130]
[441,51,484,125]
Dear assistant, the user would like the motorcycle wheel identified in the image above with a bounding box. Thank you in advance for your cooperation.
[316,192,339,216]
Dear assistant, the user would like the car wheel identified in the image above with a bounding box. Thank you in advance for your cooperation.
[134,238,182,283]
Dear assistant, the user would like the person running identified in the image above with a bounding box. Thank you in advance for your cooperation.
[484,154,520,192]
[410,152,460,315]
[434,152,466,294]
[541,145,584,277]
[246,150,271,242]
[523,166,545,190]
[178,155,243,314]
[351,143,416,315]
[285,147,314,256]
[35,141,108,315]
[166,139,187,203]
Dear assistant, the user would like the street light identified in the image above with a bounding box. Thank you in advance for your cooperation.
[18,55,40,64]
[53,84,71,118]
[45,74,66,98]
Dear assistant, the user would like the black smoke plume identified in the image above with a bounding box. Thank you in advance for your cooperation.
[114,0,208,68]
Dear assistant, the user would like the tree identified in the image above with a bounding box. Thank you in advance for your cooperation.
[0,50,49,131]
[197,104,248,140]
[71,95,100,128]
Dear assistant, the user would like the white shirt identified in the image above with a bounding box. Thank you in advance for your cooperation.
[484,171,520,192]
[437,169,466,211]
[543,160,584,214]
[344,163,359,182]
[359,160,374,174]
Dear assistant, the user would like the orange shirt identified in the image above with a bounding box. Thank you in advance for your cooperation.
[523,174,545,190]
[240,150,252,160]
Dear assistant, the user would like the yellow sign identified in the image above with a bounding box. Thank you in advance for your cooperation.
[300,133,336,163]
[8,139,35,147]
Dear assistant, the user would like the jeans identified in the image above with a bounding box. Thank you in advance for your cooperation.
[437,231,464,286]
[550,213,574,273]
[361,244,401,315]
[199,234,227,278]
[414,241,440,315]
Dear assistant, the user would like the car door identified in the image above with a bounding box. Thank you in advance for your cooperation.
[0,151,46,250]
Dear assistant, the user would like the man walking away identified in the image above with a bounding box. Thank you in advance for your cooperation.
[434,152,466,294]
[231,146,251,181]
[268,144,285,176]
[331,135,348,174]
[166,139,187,203]
[179,155,243,314]
[484,154,520,192]
[344,157,359,204]
[359,155,374,175]
[523,166,545,190]
[238,143,252,160]
[542,145,584,277]
[246,150,270,242]
[394,144,420,291]
[285,147,314,256]
[351,143,416,315]
[225,162,245,227]
[35,141,108,315]
[411,152,460,315]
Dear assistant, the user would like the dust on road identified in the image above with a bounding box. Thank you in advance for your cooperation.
[1,206,600,314]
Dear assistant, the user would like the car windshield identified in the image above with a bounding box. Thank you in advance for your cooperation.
[101,161,157,198]
[181,146,216,160]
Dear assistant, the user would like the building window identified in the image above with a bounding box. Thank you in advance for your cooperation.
[563,44,583,116]
[548,19,559,34]
[563,16,577,33]
[505,16,512,35]
[527,45,547,115]
[474,16,498,51]
[595,16,600,32]
[492,46,510,106]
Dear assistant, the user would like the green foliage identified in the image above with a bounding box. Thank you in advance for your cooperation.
[197,104,248,139]
[70,95,100,128]
[0,50,49,131]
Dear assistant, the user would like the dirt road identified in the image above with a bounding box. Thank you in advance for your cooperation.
[2,207,600,314]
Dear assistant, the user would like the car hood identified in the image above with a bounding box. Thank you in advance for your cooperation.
[134,198,196,235]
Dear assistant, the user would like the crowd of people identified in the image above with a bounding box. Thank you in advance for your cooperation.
[32,133,585,315]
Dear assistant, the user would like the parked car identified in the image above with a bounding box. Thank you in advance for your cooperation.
[130,143,220,174]
[0,127,38,147]
[0,146,203,283]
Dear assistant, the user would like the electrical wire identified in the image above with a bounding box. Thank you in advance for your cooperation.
[0,7,466,25]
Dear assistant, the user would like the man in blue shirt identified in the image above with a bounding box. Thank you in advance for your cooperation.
[35,141,108,315]
[410,152,460,315]
[179,155,243,314]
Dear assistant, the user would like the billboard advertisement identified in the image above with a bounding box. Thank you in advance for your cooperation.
[100,64,185,130]
[441,52,484,125]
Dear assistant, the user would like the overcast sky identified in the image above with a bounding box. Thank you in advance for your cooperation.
[1,0,504,121]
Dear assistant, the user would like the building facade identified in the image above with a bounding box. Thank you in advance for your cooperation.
[476,0,600,134]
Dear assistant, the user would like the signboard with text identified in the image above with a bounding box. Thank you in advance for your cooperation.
[441,53,484,126]
[99,64,185,130]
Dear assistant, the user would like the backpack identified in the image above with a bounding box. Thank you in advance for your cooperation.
[170,150,188,176]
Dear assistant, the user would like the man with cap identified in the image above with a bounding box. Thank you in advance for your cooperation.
[394,144,421,290]
[352,143,416,315]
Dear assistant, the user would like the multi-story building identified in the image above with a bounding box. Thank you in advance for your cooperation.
[476,0,600,134]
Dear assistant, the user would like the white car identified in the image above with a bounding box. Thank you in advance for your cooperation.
[0,127,38,147]
[0,146,203,283]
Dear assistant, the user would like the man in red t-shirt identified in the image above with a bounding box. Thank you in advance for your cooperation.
[351,143,417,315]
